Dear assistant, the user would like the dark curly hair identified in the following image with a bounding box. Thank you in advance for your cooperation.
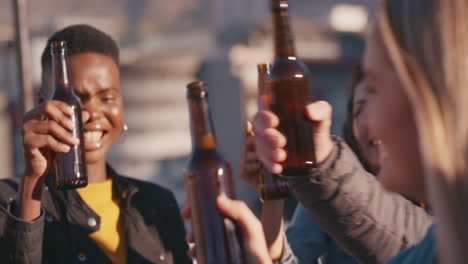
[39,24,119,99]
[41,24,119,74]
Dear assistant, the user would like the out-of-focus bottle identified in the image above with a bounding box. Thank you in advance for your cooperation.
[268,0,316,176]
[184,81,244,264]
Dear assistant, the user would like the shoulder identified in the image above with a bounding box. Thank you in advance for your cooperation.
[119,176,179,209]
[385,227,436,264]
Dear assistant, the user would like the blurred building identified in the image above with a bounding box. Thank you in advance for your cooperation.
[0,0,375,212]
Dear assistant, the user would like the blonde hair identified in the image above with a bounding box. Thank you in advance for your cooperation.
[377,0,468,262]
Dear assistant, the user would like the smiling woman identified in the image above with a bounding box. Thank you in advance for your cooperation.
[66,52,123,169]
[0,25,192,264]
[375,0,468,262]
[237,0,468,263]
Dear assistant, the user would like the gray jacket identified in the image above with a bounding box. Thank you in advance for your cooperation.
[281,137,433,264]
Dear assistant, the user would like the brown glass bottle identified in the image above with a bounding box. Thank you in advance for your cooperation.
[49,41,87,189]
[184,81,244,264]
[268,0,316,176]
[257,64,290,200]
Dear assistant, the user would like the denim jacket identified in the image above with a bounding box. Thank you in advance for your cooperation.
[286,204,358,264]
[0,166,191,264]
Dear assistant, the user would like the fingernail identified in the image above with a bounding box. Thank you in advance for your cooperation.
[65,106,74,115]
[272,164,283,174]
[68,120,75,129]
[62,145,70,152]
[72,137,80,145]
[217,195,229,205]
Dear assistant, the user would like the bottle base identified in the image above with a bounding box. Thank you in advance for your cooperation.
[260,192,290,200]
[259,183,290,200]
[282,167,315,177]
[54,179,88,190]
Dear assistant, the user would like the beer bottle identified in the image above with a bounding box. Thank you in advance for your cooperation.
[184,81,243,264]
[50,41,87,189]
[268,0,316,176]
[257,63,290,200]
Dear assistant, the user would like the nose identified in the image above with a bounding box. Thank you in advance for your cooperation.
[81,99,103,122]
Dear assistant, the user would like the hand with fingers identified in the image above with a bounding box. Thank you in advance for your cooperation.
[181,198,272,264]
[18,100,89,221]
[180,205,196,260]
[252,97,335,175]
[236,121,288,261]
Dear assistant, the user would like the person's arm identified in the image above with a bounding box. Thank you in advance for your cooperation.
[18,100,82,222]
[287,136,433,264]
[260,201,299,264]
[217,197,273,264]
[17,176,44,221]
[183,197,273,264]
[0,180,45,264]
[0,101,85,264]
[253,101,433,264]
[261,200,285,260]
[241,123,291,262]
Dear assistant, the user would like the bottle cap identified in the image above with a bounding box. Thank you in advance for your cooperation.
[257,63,271,74]
[271,0,288,11]
[51,41,68,54]
[187,81,207,98]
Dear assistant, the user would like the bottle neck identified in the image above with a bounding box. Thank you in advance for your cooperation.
[51,50,73,93]
[258,65,269,95]
[188,96,217,150]
[272,1,296,58]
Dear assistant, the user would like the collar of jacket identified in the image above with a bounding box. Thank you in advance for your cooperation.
[44,164,139,233]
[42,165,173,263]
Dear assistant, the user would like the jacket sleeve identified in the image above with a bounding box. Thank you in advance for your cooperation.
[286,205,328,263]
[162,192,191,264]
[0,199,44,264]
[286,136,433,264]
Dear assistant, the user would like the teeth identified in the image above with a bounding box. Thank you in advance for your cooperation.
[84,131,103,142]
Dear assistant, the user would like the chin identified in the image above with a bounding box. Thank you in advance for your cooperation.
[379,167,422,201]
[84,149,107,165]
[379,166,404,192]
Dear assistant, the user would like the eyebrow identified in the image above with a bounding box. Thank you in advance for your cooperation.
[96,87,119,95]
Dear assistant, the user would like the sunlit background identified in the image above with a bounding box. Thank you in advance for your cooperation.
[0,0,375,217]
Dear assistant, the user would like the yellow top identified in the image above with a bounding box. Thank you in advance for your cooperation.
[77,179,127,264]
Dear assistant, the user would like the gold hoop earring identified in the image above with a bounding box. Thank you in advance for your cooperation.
[119,122,128,144]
